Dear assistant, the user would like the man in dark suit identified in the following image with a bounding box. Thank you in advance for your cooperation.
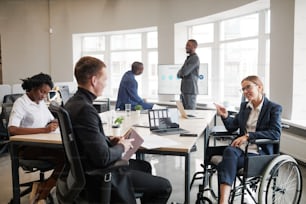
[214,75,282,204]
[177,39,200,110]
[65,56,172,204]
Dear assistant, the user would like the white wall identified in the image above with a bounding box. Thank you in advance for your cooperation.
[0,0,256,84]
[292,0,306,120]
[270,0,294,119]
[0,0,302,120]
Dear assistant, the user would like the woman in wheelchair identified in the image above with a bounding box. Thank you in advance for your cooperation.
[214,75,282,204]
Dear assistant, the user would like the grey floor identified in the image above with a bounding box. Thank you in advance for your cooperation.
[0,136,305,204]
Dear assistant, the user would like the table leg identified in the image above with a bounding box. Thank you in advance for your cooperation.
[184,153,190,204]
[10,143,20,204]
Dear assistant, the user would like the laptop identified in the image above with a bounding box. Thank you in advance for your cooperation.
[176,101,204,119]
[148,108,189,135]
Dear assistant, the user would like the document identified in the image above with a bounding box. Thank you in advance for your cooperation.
[141,135,179,149]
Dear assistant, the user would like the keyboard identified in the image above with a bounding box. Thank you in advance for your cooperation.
[152,128,189,135]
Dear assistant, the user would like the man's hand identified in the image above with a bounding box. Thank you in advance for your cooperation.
[118,137,135,154]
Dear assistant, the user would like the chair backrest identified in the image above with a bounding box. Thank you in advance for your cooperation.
[0,94,23,138]
[3,93,23,104]
[49,104,86,203]
[0,84,12,104]
[1,103,13,128]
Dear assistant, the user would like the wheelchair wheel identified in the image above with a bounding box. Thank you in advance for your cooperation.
[259,155,302,204]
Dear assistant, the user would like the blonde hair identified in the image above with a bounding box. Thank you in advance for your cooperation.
[241,75,264,93]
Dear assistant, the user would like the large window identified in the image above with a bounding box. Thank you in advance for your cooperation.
[181,9,270,108]
[73,7,270,109]
[73,28,158,99]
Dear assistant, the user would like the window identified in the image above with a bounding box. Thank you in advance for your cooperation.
[73,28,158,99]
[180,9,270,108]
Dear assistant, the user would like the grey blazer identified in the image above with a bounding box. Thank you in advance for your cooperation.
[177,53,200,94]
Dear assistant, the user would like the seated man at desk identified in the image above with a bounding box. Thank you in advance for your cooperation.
[65,56,172,204]
[116,61,154,110]
[8,73,64,203]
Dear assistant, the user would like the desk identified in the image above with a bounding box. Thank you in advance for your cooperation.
[9,133,61,204]
[10,110,215,204]
[100,109,216,204]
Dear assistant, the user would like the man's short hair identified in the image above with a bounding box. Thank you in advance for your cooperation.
[74,56,106,85]
[188,39,198,48]
[131,61,143,74]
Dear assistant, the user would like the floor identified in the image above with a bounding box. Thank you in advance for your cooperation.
[0,136,305,204]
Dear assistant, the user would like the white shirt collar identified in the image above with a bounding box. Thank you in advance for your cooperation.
[247,97,264,111]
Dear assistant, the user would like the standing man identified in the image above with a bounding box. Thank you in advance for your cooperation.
[177,39,200,109]
[116,61,153,110]
[65,56,172,203]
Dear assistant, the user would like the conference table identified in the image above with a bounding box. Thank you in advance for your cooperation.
[101,109,216,204]
[9,109,216,204]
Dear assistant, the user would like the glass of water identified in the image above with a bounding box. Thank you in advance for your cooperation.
[125,104,131,116]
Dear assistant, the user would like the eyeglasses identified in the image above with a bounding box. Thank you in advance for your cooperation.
[241,84,256,92]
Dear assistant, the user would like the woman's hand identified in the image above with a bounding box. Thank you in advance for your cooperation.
[231,135,248,147]
[214,103,228,119]
[45,120,58,132]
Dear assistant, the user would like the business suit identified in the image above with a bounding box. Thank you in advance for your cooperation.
[65,88,171,203]
[177,53,199,109]
[218,96,282,186]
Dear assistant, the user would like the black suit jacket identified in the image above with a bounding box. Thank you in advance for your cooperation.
[64,87,136,203]
[64,88,124,171]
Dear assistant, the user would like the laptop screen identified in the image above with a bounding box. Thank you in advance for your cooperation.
[148,108,179,131]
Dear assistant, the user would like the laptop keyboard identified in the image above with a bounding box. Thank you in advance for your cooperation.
[152,128,189,135]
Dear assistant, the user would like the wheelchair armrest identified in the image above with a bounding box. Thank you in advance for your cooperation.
[85,159,129,176]
[249,139,279,145]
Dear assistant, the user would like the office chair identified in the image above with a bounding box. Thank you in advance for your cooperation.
[0,94,24,154]
[0,103,12,155]
[49,104,129,203]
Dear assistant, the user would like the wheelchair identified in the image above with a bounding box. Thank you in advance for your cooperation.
[190,131,303,204]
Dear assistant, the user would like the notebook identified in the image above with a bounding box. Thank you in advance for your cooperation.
[121,128,144,160]
[148,108,189,135]
[176,101,204,119]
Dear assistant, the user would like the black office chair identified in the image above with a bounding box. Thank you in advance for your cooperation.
[49,104,129,203]
[0,103,12,155]
[0,94,23,155]
[191,129,303,204]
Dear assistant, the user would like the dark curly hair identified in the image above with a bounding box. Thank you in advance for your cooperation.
[21,73,54,92]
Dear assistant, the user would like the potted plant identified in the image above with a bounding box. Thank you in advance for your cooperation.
[112,116,124,136]
[135,104,143,115]
[112,116,124,128]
